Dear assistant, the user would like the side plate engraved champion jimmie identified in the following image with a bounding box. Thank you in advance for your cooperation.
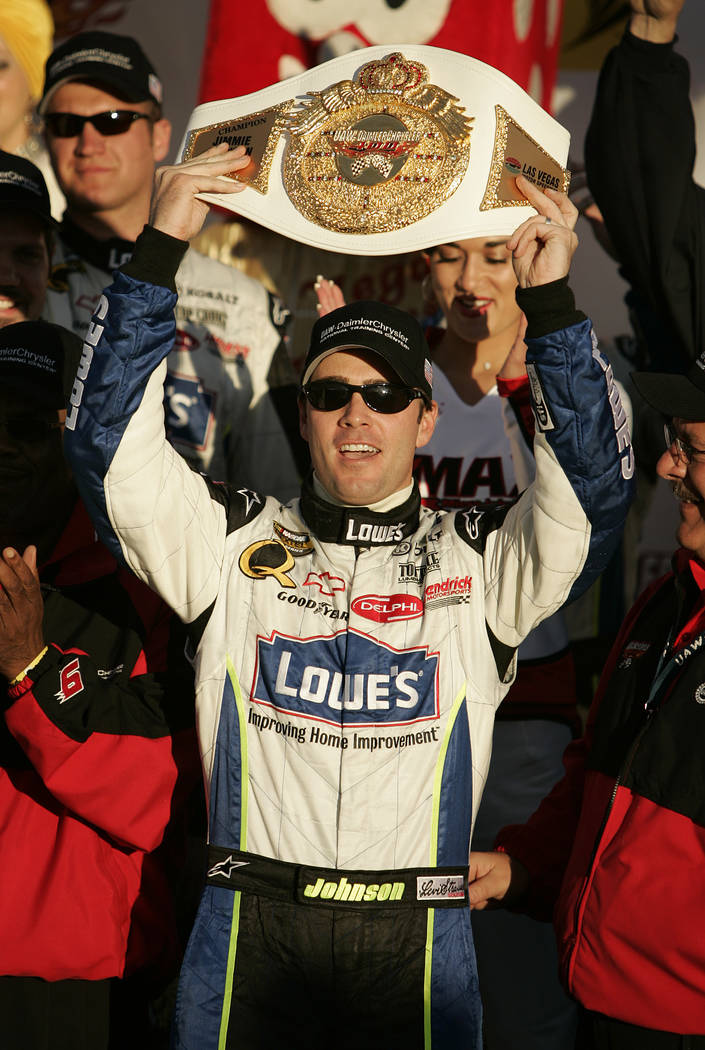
[182,103,294,195]
[481,104,570,211]
[282,52,473,235]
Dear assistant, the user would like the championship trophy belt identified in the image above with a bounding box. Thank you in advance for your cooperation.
[179,45,570,256]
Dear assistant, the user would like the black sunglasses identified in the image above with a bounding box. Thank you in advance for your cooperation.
[44,110,152,138]
[302,379,428,414]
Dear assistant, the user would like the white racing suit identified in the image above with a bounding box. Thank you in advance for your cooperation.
[44,219,301,496]
[63,228,634,1050]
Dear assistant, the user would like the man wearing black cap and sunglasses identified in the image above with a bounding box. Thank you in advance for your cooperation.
[0,149,54,329]
[63,146,633,1049]
[467,352,705,1047]
[0,319,199,1049]
[39,30,303,496]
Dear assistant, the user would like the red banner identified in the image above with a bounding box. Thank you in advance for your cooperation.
[199,0,564,113]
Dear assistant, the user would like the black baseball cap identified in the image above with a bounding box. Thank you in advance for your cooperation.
[40,31,163,114]
[0,150,55,227]
[0,321,83,410]
[302,300,433,400]
[632,356,705,421]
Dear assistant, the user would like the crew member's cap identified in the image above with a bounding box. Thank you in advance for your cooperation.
[0,150,55,227]
[302,300,433,400]
[0,321,83,409]
[40,30,163,114]
[633,354,705,422]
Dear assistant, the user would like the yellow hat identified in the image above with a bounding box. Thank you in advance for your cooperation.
[0,0,54,103]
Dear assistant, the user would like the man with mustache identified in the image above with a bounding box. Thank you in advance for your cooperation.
[469,359,705,1047]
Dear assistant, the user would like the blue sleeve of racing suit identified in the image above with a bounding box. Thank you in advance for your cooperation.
[523,310,634,604]
[63,272,179,566]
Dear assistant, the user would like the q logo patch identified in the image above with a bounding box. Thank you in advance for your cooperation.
[239,539,296,588]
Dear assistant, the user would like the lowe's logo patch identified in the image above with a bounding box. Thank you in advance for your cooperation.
[251,628,439,727]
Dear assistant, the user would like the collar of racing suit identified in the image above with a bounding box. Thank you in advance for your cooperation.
[59,216,134,273]
[299,471,421,546]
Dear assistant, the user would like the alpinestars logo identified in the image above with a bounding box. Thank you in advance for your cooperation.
[460,506,484,542]
[236,489,263,517]
[207,855,250,880]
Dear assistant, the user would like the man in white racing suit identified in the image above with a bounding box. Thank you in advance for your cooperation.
[62,145,634,1050]
[39,29,301,494]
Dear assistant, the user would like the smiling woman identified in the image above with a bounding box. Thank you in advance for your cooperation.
[426,235,523,403]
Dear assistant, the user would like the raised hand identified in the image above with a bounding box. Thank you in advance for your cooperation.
[314,275,346,317]
[0,546,45,682]
[507,175,579,290]
[150,143,251,242]
[630,0,684,41]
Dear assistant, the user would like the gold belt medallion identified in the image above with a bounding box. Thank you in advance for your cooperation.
[283,52,473,235]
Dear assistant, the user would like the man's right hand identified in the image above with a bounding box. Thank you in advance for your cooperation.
[150,143,250,242]
[467,850,529,910]
[630,0,684,42]
[0,546,45,682]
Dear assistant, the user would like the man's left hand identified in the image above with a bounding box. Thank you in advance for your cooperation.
[507,176,579,289]
[0,546,45,682]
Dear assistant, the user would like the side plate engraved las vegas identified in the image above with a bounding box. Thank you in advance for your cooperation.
[481,104,570,211]
[282,52,473,235]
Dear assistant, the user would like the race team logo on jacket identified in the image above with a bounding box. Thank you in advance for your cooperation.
[251,628,440,727]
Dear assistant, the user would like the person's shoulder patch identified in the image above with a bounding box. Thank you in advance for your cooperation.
[453,501,512,553]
